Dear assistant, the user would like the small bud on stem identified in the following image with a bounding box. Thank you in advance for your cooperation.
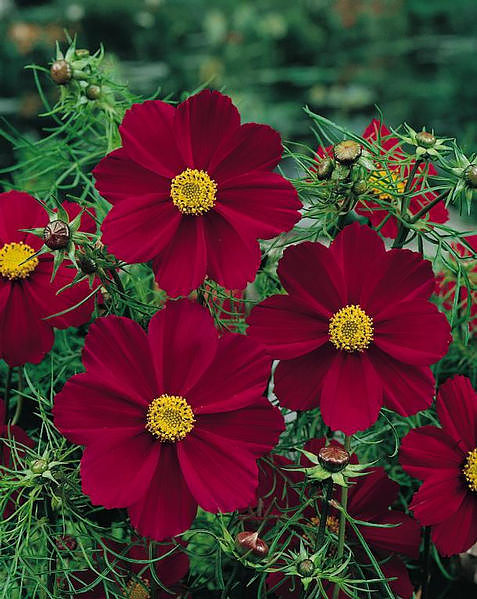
[315,157,334,180]
[465,165,477,188]
[86,85,102,100]
[297,558,315,576]
[50,60,72,85]
[43,220,71,250]
[318,445,350,473]
[333,140,362,165]
[416,131,436,149]
[235,531,269,558]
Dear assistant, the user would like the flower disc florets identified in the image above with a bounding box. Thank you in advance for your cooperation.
[125,578,150,599]
[463,448,477,492]
[0,242,38,280]
[145,394,195,442]
[170,168,217,215]
[329,304,374,352]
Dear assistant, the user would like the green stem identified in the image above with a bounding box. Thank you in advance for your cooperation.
[11,368,24,426]
[315,477,334,551]
[108,268,132,319]
[422,526,432,599]
[332,435,352,599]
[410,190,449,224]
[392,159,424,248]
[4,366,12,423]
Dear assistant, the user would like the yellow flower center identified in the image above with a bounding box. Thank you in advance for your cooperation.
[0,242,39,280]
[145,394,195,442]
[463,448,477,492]
[329,304,374,352]
[124,578,150,599]
[311,515,340,535]
[369,168,406,202]
[170,168,217,215]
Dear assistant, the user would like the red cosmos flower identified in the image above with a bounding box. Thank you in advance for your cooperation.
[0,192,96,366]
[316,119,448,239]
[247,223,451,434]
[262,439,420,599]
[93,89,301,297]
[400,375,477,556]
[436,235,477,334]
[70,537,189,599]
[53,299,284,540]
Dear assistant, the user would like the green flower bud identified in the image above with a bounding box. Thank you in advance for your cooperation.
[315,157,334,180]
[31,459,48,474]
[86,85,102,100]
[416,131,436,149]
[465,165,477,188]
[333,140,362,165]
[297,558,315,577]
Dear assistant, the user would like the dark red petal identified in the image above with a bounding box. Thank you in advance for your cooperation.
[276,241,345,315]
[203,212,261,290]
[0,280,54,366]
[400,426,464,481]
[128,445,197,540]
[360,510,421,559]
[101,195,182,263]
[188,334,270,414]
[355,202,400,240]
[53,372,147,446]
[437,375,477,453]
[147,300,218,396]
[151,216,207,297]
[81,315,157,403]
[63,200,97,234]
[209,123,283,182]
[0,191,47,248]
[173,90,240,170]
[381,557,415,599]
[247,295,329,360]
[430,494,477,556]
[215,171,301,239]
[329,223,387,304]
[178,427,258,512]
[119,100,185,178]
[347,468,399,521]
[320,351,383,434]
[81,435,160,508]
[368,347,435,416]
[362,119,400,153]
[273,345,336,411]
[362,248,436,314]
[374,299,451,366]
[410,473,467,526]
[195,400,284,456]
[93,148,171,205]
[267,571,302,599]
[125,539,189,585]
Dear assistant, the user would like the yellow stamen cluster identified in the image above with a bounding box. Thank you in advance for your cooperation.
[124,578,150,599]
[369,168,406,201]
[463,448,477,493]
[145,394,195,443]
[0,242,38,280]
[329,304,374,352]
[311,515,340,535]
[170,168,217,215]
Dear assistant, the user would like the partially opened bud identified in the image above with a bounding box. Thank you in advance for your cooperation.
[50,60,72,85]
[318,445,350,473]
[315,157,334,180]
[333,140,362,165]
[416,131,436,149]
[235,531,269,558]
[43,220,70,250]
[465,165,477,188]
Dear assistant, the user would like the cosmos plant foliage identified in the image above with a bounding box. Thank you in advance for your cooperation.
[0,38,476,599]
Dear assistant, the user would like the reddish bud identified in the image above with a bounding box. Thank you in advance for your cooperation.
[333,140,362,165]
[55,535,77,551]
[318,445,350,473]
[50,60,72,85]
[416,131,436,149]
[43,220,70,250]
[235,531,269,558]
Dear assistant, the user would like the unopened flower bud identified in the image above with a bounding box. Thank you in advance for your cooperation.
[297,558,315,576]
[416,131,436,149]
[353,180,367,195]
[75,49,90,58]
[465,165,477,188]
[318,445,350,473]
[333,140,362,165]
[315,157,334,180]
[235,531,269,558]
[31,459,48,474]
[55,535,77,551]
[50,60,72,85]
[77,253,97,274]
[86,85,101,100]
[43,220,70,250]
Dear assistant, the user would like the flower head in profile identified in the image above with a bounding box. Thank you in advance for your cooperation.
[70,537,189,599]
[53,300,284,540]
[400,375,477,555]
[94,89,301,297]
[247,223,451,434]
[260,439,420,599]
[0,191,96,366]
[316,119,449,239]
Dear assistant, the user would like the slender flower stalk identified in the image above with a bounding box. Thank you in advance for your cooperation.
[332,435,352,599]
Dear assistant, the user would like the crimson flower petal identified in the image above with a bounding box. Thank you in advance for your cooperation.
[360,511,420,559]
[0,191,47,248]
[436,375,477,453]
[409,473,467,527]
[430,494,477,556]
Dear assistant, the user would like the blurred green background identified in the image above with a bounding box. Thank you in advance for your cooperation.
[1,0,477,166]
